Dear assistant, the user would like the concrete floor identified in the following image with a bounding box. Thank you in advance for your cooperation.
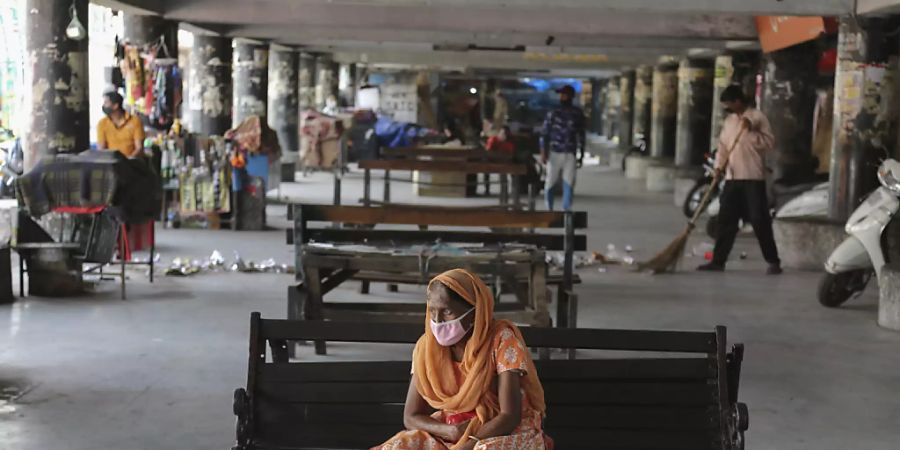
[2,161,898,450]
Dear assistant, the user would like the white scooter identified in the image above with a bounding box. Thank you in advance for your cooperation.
[819,158,900,307]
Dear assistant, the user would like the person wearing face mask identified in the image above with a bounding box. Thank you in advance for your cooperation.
[540,85,585,211]
[697,85,781,275]
[97,91,145,158]
[372,269,549,450]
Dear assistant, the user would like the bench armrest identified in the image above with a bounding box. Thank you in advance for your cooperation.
[730,402,749,450]
[726,343,745,403]
[233,388,251,450]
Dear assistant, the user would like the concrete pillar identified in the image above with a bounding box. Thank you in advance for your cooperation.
[24,0,90,170]
[268,46,299,153]
[298,53,316,111]
[315,55,339,111]
[123,13,178,51]
[189,35,232,135]
[632,65,653,146]
[618,70,636,149]
[675,58,715,168]
[233,40,268,126]
[761,42,818,183]
[590,78,604,133]
[829,16,900,221]
[604,76,620,140]
[339,63,357,107]
[710,52,760,151]
[650,60,679,159]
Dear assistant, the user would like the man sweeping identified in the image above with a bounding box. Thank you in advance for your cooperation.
[540,85,585,211]
[698,85,782,275]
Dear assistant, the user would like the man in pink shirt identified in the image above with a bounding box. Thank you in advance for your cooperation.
[698,85,782,274]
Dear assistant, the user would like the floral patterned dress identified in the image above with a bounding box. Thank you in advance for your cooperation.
[373,325,548,450]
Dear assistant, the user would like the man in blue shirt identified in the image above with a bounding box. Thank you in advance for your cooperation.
[540,85,585,211]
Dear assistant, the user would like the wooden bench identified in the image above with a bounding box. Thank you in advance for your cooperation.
[232,314,750,450]
[357,154,531,208]
[350,270,582,295]
[287,204,588,332]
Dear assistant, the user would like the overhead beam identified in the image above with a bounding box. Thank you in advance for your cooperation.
[210,24,758,51]
[857,0,900,14]
[330,49,649,73]
[162,0,853,17]
[162,1,757,39]
[93,0,163,14]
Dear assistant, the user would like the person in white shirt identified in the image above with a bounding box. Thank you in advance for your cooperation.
[698,85,782,275]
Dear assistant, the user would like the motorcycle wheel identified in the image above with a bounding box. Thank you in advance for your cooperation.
[818,270,869,308]
[683,180,712,218]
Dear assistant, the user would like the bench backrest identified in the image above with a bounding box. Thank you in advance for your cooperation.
[286,204,587,252]
[380,147,515,162]
[239,315,741,450]
[358,159,527,175]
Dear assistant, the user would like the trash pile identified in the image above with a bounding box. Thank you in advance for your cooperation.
[547,243,636,272]
[165,250,294,277]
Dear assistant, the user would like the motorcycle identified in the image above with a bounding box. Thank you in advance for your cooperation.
[818,158,900,307]
[683,149,720,218]
[686,150,829,238]
[620,133,648,172]
[774,182,829,218]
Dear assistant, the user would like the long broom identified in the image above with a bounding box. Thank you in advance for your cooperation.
[637,126,746,274]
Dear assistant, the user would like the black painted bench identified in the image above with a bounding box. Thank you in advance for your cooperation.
[233,314,749,450]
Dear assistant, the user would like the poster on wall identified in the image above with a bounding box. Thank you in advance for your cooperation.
[380,83,418,124]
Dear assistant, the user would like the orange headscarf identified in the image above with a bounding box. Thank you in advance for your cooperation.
[412,269,546,448]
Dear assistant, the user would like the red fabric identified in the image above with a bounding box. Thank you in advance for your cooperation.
[818,48,837,74]
[116,221,154,261]
[486,137,515,154]
[127,221,154,252]
[52,206,106,214]
[444,412,477,425]
[119,224,131,262]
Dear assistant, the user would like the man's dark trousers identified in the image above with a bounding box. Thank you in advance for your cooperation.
[711,180,780,266]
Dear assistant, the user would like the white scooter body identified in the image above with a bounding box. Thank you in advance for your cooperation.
[825,160,900,280]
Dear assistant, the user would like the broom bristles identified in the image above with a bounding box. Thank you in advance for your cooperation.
[637,225,694,274]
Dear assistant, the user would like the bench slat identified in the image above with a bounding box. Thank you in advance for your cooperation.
[254,424,719,450]
[350,270,582,285]
[256,401,718,431]
[319,301,532,314]
[258,358,713,383]
[290,205,588,229]
[259,320,717,353]
[359,159,528,175]
[258,380,716,406]
[256,401,718,430]
[286,228,588,251]
[256,401,405,425]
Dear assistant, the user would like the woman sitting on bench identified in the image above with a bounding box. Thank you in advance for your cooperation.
[372,269,550,450]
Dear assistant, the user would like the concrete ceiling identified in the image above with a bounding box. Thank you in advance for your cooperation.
[99,0,857,73]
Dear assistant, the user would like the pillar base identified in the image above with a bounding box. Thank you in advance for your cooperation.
[625,155,654,180]
[609,148,629,170]
[646,162,677,192]
[879,264,900,331]
[673,167,705,207]
[587,135,614,166]
[773,216,845,271]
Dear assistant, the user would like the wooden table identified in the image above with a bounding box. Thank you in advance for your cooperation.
[289,243,550,355]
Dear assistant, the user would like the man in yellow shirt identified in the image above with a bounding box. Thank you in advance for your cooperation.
[97,92,144,157]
